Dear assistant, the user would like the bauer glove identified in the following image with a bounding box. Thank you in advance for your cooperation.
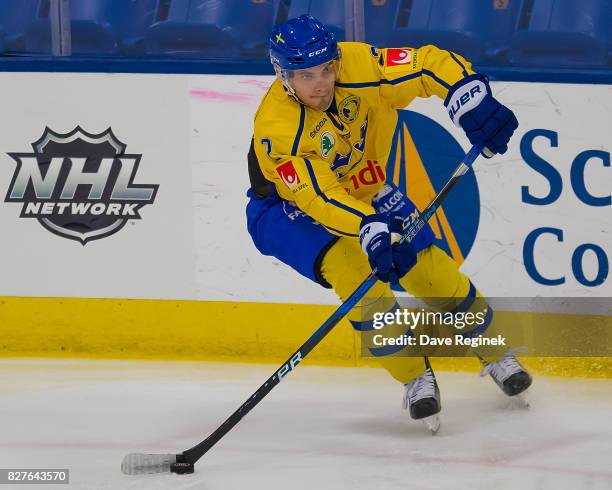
[445,74,518,158]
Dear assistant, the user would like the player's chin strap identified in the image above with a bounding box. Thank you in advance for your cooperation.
[121,144,484,476]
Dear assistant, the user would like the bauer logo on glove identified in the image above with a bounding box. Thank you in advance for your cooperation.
[445,74,519,157]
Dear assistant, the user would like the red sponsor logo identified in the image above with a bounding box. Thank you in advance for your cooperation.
[345,160,385,192]
[385,48,413,67]
[276,160,301,188]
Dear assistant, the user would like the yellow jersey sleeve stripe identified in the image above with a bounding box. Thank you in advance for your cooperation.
[291,104,306,156]
[335,69,452,91]
[335,71,421,88]
[323,224,359,238]
[448,50,469,77]
[421,69,453,90]
[304,158,368,220]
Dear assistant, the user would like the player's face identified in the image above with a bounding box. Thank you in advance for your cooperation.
[290,61,336,111]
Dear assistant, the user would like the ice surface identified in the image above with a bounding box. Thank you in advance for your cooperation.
[0,359,611,490]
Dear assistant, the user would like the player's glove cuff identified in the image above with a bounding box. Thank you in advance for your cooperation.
[388,214,418,279]
[360,214,394,283]
[444,74,491,127]
[446,74,519,158]
[359,215,389,254]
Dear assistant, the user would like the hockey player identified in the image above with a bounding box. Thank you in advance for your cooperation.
[246,15,531,432]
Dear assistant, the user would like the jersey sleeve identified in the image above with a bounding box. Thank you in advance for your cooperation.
[374,44,476,109]
[277,156,374,237]
[253,121,373,237]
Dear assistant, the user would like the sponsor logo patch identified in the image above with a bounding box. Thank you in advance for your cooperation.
[321,132,335,159]
[276,160,301,189]
[384,48,418,73]
[386,48,413,66]
[343,159,385,193]
[309,117,327,138]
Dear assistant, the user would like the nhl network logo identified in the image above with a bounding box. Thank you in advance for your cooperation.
[5,127,158,244]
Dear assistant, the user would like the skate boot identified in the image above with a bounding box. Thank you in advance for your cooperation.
[402,359,441,434]
[478,349,532,398]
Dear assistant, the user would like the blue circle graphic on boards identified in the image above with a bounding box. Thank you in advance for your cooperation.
[388,110,480,263]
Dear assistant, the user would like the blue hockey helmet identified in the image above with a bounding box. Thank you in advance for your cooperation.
[269,15,340,103]
[269,15,338,71]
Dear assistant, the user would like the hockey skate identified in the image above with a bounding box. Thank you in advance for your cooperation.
[402,358,441,434]
[477,350,532,407]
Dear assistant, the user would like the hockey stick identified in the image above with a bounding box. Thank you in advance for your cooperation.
[121,143,484,475]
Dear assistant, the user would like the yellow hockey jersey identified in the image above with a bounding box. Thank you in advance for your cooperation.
[253,42,475,238]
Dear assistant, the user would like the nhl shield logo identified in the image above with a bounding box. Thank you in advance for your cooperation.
[5,127,158,244]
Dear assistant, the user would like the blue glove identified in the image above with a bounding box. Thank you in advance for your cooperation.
[371,182,436,260]
[388,214,417,279]
[359,213,417,283]
[445,74,518,158]
[360,214,395,283]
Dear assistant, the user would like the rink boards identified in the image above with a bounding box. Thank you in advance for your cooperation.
[0,73,609,375]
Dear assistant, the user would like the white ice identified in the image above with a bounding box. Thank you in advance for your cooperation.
[1,358,611,490]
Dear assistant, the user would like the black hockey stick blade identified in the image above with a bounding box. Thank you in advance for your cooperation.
[121,453,194,475]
